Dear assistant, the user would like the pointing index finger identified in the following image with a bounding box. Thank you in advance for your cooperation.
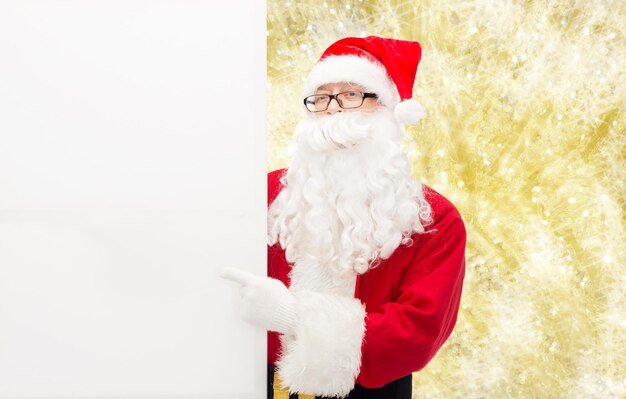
[219,267,256,286]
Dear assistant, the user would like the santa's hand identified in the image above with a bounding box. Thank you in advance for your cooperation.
[219,267,296,335]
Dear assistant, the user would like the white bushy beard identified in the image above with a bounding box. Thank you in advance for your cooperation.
[268,107,432,288]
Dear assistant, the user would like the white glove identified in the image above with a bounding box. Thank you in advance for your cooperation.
[219,267,296,335]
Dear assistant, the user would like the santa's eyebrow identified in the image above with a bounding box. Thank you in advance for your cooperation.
[316,82,364,92]
[315,84,334,91]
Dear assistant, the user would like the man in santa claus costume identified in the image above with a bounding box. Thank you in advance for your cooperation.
[221,36,466,399]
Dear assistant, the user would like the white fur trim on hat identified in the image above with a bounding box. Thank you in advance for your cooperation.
[394,98,425,124]
[305,55,399,109]
[276,290,367,397]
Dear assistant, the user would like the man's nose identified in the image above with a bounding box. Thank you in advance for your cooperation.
[325,97,342,114]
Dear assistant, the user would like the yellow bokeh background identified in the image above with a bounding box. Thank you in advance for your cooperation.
[267,1,625,398]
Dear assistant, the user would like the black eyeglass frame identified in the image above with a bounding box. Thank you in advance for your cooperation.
[303,91,379,112]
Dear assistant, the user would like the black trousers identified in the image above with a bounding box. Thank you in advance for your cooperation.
[268,365,412,399]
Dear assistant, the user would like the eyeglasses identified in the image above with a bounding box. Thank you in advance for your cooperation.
[303,91,378,112]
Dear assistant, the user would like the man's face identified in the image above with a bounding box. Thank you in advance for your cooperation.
[313,82,380,116]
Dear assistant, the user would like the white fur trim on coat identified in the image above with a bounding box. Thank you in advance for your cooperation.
[276,290,367,397]
[304,55,399,109]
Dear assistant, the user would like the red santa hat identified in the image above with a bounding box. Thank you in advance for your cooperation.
[304,35,425,124]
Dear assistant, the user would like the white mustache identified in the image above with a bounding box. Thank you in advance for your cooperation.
[297,112,372,151]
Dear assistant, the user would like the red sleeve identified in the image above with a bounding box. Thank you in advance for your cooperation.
[267,168,287,207]
[267,168,289,367]
[356,188,466,387]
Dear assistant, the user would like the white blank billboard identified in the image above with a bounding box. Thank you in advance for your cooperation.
[0,1,266,398]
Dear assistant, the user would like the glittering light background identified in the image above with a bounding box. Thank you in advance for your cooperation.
[267,1,625,398]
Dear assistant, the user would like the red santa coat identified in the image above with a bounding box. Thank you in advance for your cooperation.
[267,169,466,397]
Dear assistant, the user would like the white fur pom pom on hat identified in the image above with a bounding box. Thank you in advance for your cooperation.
[394,98,425,124]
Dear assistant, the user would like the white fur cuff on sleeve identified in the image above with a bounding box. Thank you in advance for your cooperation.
[276,290,367,398]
